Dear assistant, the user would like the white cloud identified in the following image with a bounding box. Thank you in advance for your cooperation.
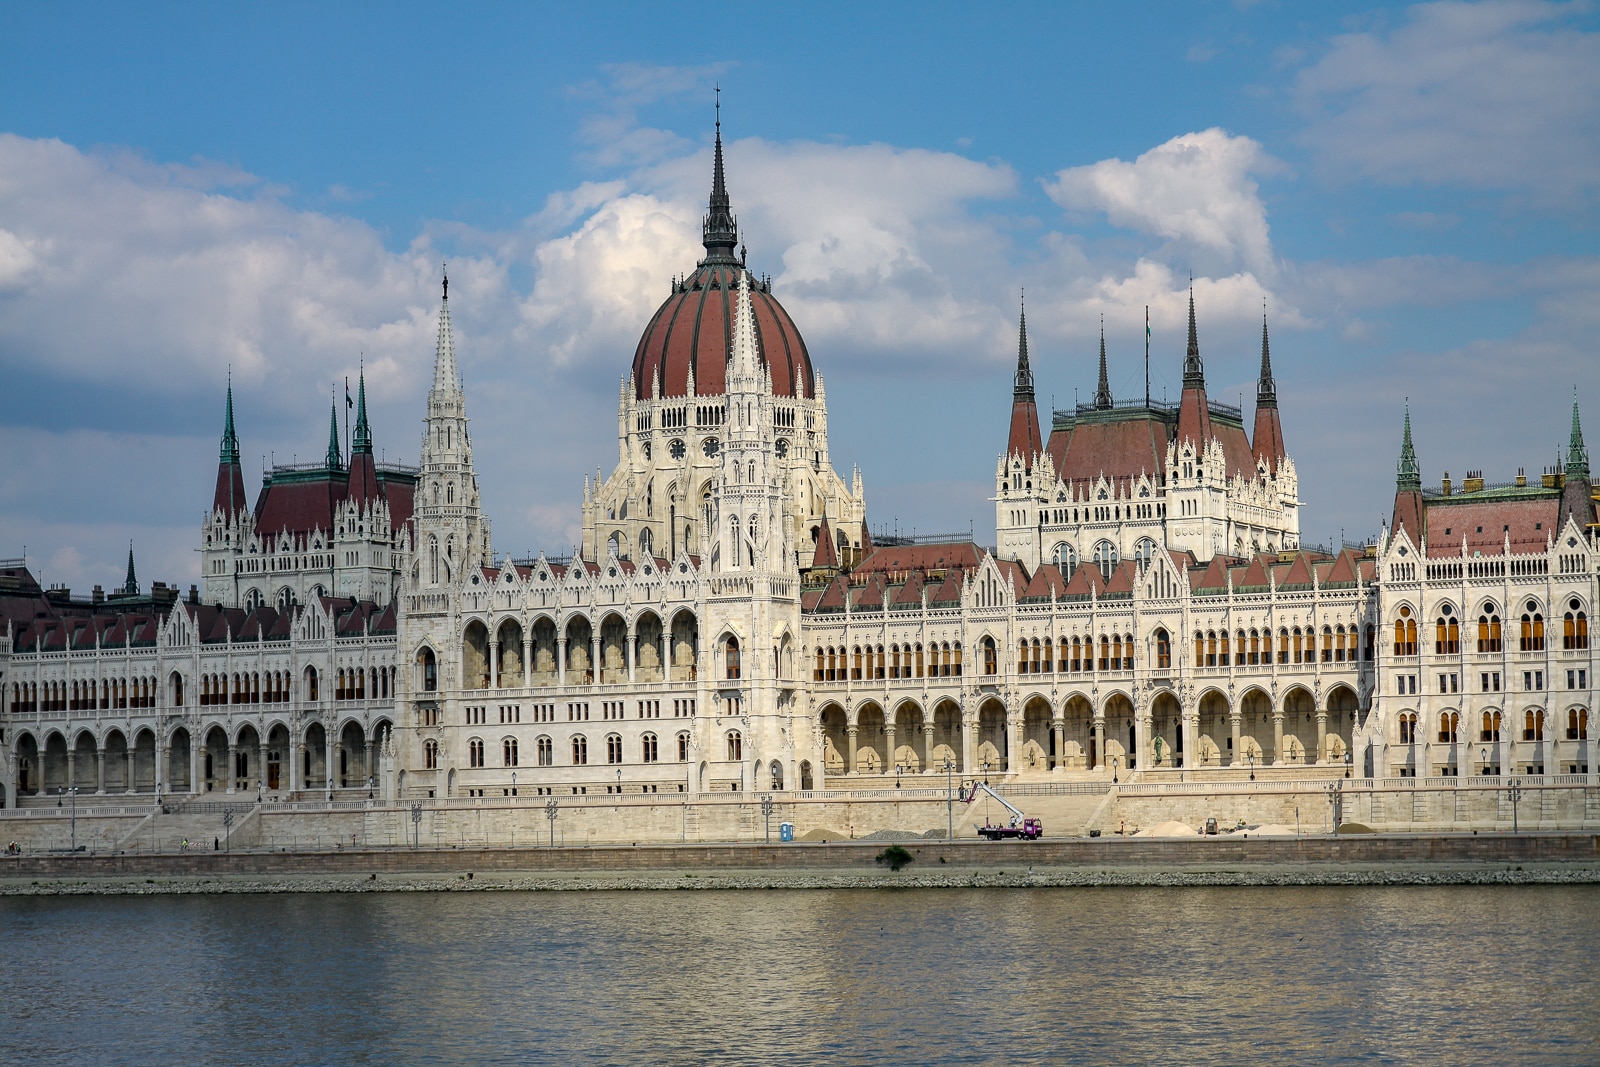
[1043,129,1282,278]
[1295,0,1600,200]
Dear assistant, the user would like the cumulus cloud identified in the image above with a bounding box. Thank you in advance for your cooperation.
[1043,129,1282,277]
[1295,1,1600,201]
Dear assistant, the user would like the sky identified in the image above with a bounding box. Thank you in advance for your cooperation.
[2,1,1598,594]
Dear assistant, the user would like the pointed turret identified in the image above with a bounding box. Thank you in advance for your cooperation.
[1252,310,1287,472]
[1391,403,1425,542]
[121,543,138,596]
[1093,321,1113,410]
[1175,286,1212,447]
[433,270,461,395]
[701,94,739,265]
[1005,301,1043,467]
[347,365,378,503]
[325,399,343,471]
[1560,394,1593,530]
[211,378,247,515]
[812,512,839,569]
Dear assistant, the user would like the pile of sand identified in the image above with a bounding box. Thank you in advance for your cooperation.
[859,829,923,842]
[797,828,846,842]
[1135,820,1198,837]
[1244,824,1299,836]
[1336,822,1375,834]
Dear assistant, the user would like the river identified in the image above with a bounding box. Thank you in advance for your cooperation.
[3,885,1596,1065]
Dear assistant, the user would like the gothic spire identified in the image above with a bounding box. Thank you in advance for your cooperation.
[1397,402,1421,492]
[1013,299,1034,401]
[220,372,240,465]
[433,266,461,395]
[352,362,372,455]
[701,91,739,264]
[1257,307,1277,407]
[1094,318,1113,410]
[1566,392,1589,479]
[326,396,342,471]
[1183,284,1204,388]
[122,542,138,595]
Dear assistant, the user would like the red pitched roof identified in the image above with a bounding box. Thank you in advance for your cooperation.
[1047,414,1169,488]
[1423,497,1559,556]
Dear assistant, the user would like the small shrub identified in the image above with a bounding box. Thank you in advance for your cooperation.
[875,845,914,872]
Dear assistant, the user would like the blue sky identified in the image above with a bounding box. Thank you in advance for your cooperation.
[2,1,1598,592]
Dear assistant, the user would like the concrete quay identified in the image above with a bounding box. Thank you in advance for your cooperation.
[2,833,1597,894]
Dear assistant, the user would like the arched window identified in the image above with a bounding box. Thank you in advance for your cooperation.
[1394,607,1417,656]
[424,739,439,769]
[468,738,485,768]
[537,736,553,766]
[815,648,825,681]
[642,733,659,763]
[572,735,589,765]
[1438,712,1459,743]
[503,737,519,767]
[1436,611,1460,655]
[1521,610,1546,652]
[1523,709,1545,741]
[1567,708,1589,740]
[953,642,963,676]
[1133,537,1156,569]
[1053,542,1077,577]
[725,636,741,680]
[982,636,997,675]
[606,734,623,764]
[1398,713,1417,744]
[1479,608,1503,652]
[1480,710,1502,742]
[677,732,691,762]
[1093,540,1118,575]
[1153,629,1170,670]
[726,731,742,761]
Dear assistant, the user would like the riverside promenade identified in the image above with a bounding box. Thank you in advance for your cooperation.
[4,833,1598,894]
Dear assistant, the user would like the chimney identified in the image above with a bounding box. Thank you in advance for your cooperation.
[188,584,200,604]
[92,584,104,605]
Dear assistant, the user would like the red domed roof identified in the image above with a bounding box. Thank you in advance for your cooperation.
[631,263,814,401]
[630,110,815,402]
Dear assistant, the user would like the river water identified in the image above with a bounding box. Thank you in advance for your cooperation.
[2,885,1596,1065]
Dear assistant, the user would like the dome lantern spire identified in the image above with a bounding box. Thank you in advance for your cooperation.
[701,88,739,264]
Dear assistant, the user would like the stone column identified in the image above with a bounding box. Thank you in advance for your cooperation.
[225,743,236,794]
[1006,715,1021,775]
[883,722,897,774]
[523,635,533,687]
[292,742,305,793]
[961,714,976,775]
[126,749,137,794]
[334,742,345,789]
[557,638,568,687]
[259,743,269,794]
[95,749,105,795]
[1091,714,1105,772]
[67,750,77,794]
[189,742,201,795]
[325,734,337,793]
[1182,709,1198,770]
[846,726,859,775]
[922,714,935,774]
[1315,711,1329,764]
[1134,713,1150,772]
[489,635,499,690]
[1051,718,1065,772]
[590,634,600,685]
[1272,713,1285,767]
[1229,713,1242,768]
[627,624,637,685]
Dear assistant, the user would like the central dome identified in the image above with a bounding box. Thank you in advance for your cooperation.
[629,118,815,402]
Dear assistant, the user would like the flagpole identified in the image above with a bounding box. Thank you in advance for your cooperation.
[344,375,351,466]
[1144,305,1150,407]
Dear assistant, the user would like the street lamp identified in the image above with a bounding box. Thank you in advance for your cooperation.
[943,756,955,841]
[222,806,234,854]
[761,794,774,842]
[1248,752,1256,781]
[545,799,559,847]
[616,768,621,794]
[69,786,78,853]
[1481,746,1489,777]
[981,759,990,786]
[511,771,517,798]
[895,763,903,789]
[410,801,423,849]
[1112,757,1119,785]
[1325,777,1343,831]
[1506,777,1523,833]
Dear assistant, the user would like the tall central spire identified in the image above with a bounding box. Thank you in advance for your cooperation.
[1566,393,1589,479]
[122,542,138,595]
[1014,300,1034,400]
[433,268,460,395]
[701,90,739,264]
[220,373,240,465]
[1005,297,1043,467]
[325,395,343,471]
[1094,319,1113,410]
[1183,284,1204,388]
[352,364,372,455]
[1397,402,1421,492]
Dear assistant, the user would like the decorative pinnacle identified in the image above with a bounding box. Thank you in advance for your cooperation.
[352,361,372,455]
[1183,282,1204,389]
[1094,316,1113,410]
[326,393,342,471]
[1257,305,1277,406]
[220,370,240,465]
[1013,296,1034,401]
[1397,400,1421,492]
[702,91,739,263]
[1567,391,1589,478]
[122,541,137,596]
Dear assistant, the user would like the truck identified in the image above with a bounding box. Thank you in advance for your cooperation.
[960,781,1044,840]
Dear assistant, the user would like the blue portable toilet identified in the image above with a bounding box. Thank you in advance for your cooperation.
[779,822,795,842]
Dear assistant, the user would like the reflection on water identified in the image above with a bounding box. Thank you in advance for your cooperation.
[2,886,1597,1066]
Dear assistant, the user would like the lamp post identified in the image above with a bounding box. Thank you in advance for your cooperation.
[69,786,78,853]
[545,799,559,848]
[1248,752,1256,781]
[943,756,955,841]
[222,806,234,854]
[1481,746,1489,777]
[1325,777,1343,832]
[616,768,621,795]
[410,801,422,849]
[895,763,903,789]
[1506,777,1523,833]
[981,759,990,786]
[511,771,517,798]
[1345,748,1353,780]
[761,794,774,842]
[1112,757,1119,785]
